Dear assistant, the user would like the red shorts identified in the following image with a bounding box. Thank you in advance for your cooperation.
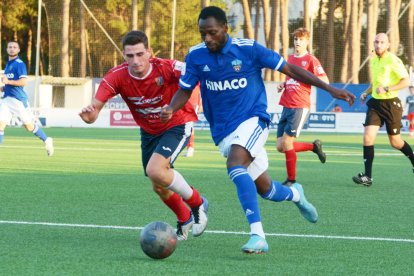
[407,113,414,121]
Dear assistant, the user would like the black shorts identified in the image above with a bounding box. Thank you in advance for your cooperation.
[277,107,310,138]
[364,97,403,135]
[140,123,192,175]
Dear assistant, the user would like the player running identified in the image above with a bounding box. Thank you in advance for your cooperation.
[0,41,54,156]
[276,28,329,186]
[161,6,355,253]
[79,31,208,240]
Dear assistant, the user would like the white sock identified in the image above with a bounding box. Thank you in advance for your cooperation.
[167,170,193,200]
[250,222,265,238]
[290,187,300,202]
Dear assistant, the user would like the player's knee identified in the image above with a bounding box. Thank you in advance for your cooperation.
[152,183,167,196]
[146,165,163,183]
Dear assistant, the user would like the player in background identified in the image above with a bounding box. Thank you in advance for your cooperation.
[79,31,208,240]
[331,104,343,112]
[161,6,355,254]
[406,86,414,137]
[0,41,54,156]
[276,28,329,186]
[183,84,202,157]
[353,33,414,186]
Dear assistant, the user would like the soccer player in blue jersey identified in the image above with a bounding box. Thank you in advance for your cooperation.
[161,6,355,254]
[0,41,54,156]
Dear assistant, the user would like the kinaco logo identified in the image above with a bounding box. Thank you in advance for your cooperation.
[205,78,247,91]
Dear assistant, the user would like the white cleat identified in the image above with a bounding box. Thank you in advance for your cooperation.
[176,216,194,241]
[191,196,209,237]
[184,147,194,157]
[45,137,54,157]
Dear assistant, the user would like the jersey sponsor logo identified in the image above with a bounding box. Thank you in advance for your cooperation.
[129,95,163,106]
[203,65,210,72]
[231,59,242,72]
[205,78,247,91]
[316,66,325,75]
[286,78,300,86]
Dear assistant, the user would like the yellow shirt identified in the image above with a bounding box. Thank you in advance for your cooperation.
[370,52,408,99]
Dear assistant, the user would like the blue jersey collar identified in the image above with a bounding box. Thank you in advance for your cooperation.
[220,34,232,54]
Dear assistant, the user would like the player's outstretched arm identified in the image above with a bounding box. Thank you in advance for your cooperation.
[79,99,105,124]
[160,88,192,123]
[281,63,355,106]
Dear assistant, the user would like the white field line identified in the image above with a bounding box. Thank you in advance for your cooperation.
[0,220,413,244]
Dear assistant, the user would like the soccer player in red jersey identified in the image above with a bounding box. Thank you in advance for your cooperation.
[183,84,202,157]
[276,28,329,186]
[79,31,208,240]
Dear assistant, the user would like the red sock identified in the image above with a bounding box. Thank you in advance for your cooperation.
[184,187,202,208]
[293,142,314,152]
[163,193,191,223]
[285,149,297,181]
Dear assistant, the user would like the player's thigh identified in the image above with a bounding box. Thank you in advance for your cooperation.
[9,98,34,124]
[247,147,269,181]
[218,116,269,159]
[0,100,12,125]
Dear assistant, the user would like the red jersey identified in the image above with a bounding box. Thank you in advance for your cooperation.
[279,53,326,108]
[96,58,197,135]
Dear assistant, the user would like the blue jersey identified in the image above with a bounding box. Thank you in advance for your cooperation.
[180,35,286,145]
[4,57,29,105]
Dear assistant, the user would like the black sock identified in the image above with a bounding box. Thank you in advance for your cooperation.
[399,141,414,167]
[363,145,374,178]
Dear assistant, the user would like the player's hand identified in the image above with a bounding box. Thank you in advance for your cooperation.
[1,76,9,85]
[79,104,98,123]
[277,82,285,93]
[360,92,368,103]
[160,106,173,123]
[330,88,355,106]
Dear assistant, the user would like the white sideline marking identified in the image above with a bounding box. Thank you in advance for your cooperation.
[1,220,413,244]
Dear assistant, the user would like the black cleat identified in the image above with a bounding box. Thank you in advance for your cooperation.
[312,139,326,163]
[352,172,373,187]
[282,179,296,186]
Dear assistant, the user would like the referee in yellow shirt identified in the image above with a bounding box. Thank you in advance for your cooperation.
[353,33,414,186]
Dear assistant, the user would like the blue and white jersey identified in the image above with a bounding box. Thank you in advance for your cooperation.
[180,35,286,145]
[4,57,29,106]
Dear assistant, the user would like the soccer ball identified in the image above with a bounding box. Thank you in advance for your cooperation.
[139,221,177,259]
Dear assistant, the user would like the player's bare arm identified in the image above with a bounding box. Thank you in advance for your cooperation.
[79,99,105,124]
[376,77,410,95]
[1,75,27,87]
[281,63,355,106]
[160,88,192,123]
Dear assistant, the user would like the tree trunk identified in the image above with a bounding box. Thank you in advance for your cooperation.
[61,0,70,77]
[80,1,86,77]
[280,0,289,60]
[349,0,361,83]
[325,0,335,81]
[386,0,398,53]
[254,0,261,40]
[201,0,210,8]
[131,0,138,30]
[407,0,414,67]
[0,4,2,70]
[262,0,270,46]
[143,0,151,48]
[242,0,254,39]
[340,0,351,83]
[269,0,281,81]
[27,28,33,73]
[304,0,310,30]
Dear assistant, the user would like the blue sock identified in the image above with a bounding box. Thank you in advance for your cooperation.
[32,125,48,142]
[228,166,261,225]
[0,130,4,144]
[261,180,293,202]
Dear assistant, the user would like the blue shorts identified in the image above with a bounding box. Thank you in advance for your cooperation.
[140,123,192,175]
[277,107,310,138]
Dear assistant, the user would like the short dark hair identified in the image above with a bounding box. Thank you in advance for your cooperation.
[198,6,227,25]
[122,31,148,49]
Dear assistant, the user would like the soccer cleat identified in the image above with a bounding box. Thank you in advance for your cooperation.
[312,139,326,163]
[241,235,269,254]
[282,179,296,186]
[292,183,318,223]
[184,147,194,157]
[352,172,373,187]
[191,196,209,237]
[45,137,54,157]
[176,216,194,241]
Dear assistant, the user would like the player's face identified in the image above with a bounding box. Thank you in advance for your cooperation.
[293,36,309,55]
[7,42,20,58]
[198,17,228,53]
[123,43,151,78]
[374,34,389,57]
